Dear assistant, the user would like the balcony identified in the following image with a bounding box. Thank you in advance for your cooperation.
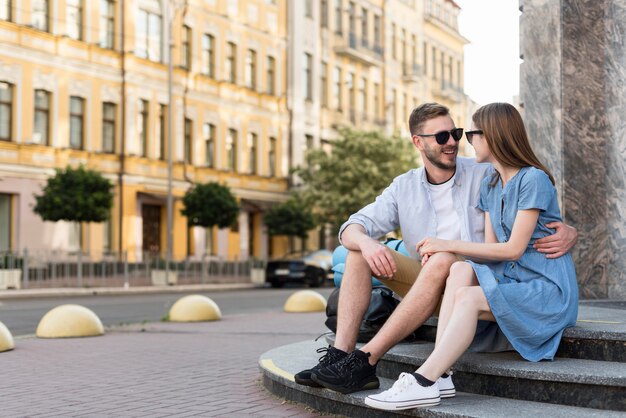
[334,33,384,66]
[402,62,423,83]
[443,81,465,102]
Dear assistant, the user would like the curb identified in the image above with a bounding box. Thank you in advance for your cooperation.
[0,283,262,300]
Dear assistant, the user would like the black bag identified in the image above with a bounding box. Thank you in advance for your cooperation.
[325,286,399,343]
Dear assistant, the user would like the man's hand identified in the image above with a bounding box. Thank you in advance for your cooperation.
[359,239,397,278]
[534,222,578,259]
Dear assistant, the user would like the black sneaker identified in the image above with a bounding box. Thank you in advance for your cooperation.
[294,346,348,387]
[310,349,379,394]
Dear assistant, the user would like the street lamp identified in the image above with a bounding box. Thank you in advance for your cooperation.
[163,0,184,281]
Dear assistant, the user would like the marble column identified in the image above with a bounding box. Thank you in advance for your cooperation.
[520,0,626,298]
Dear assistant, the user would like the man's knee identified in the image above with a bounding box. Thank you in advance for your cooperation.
[344,250,373,282]
[419,252,457,285]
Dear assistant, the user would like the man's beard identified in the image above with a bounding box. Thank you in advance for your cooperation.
[423,144,457,170]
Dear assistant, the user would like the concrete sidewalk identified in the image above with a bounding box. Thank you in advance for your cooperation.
[1,310,336,417]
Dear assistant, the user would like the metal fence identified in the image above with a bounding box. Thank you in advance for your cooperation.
[0,250,266,289]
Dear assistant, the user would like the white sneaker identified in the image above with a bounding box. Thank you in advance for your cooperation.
[364,373,441,411]
[437,374,455,398]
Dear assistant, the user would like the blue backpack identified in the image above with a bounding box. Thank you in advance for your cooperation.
[331,239,408,288]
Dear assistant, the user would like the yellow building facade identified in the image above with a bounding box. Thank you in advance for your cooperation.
[0,0,290,261]
[0,0,474,260]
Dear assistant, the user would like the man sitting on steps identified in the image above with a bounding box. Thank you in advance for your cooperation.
[294,102,578,395]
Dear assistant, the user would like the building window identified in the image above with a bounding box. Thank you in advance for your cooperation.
[334,0,342,34]
[432,46,437,78]
[347,72,355,113]
[361,7,368,45]
[33,90,50,145]
[302,135,313,167]
[137,8,162,62]
[103,217,112,253]
[320,0,328,27]
[184,118,192,164]
[359,77,366,114]
[69,96,85,150]
[0,193,11,252]
[0,82,12,141]
[248,132,257,174]
[266,56,275,95]
[245,49,257,90]
[67,0,83,40]
[401,28,407,64]
[423,42,428,77]
[204,123,215,168]
[1,0,11,21]
[226,42,237,83]
[202,34,215,77]
[100,0,115,48]
[268,136,276,177]
[68,222,81,252]
[412,34,418,67]
[303,53,312,100]
[305,0,313,18]
[226,128,237,172]
[181,25,191,69]
[440,51,445,83]
[333,66,342,110]
[158,104,166,160]
[137,99,148,157]
[102,102,116,153]
[373,14,381,49]
[304,134,313,163]
[32,0,49,31]
[348,2,356,36]
[321,63,328,107]
[373,82,380,119]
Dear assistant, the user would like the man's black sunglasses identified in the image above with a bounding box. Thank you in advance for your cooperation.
[465,130,483,145]
[417,128,464,145]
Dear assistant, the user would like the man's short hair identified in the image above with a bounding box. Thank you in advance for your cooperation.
[408,103,450,136]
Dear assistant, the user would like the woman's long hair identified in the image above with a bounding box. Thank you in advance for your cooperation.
[472,103,555,186]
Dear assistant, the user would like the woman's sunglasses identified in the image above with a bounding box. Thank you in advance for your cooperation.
[417,128,464,145]
[465,130,483,145]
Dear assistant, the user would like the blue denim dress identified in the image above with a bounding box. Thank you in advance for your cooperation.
[467,166,579,361]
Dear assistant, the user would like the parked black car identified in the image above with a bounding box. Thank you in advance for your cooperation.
[265,250,333,288]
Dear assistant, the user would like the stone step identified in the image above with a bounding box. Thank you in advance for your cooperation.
[260,340,626,417]
[403,302,626,363]
[377,341,626,411]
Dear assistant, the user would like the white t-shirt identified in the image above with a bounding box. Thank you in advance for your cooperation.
[427,174,462,241]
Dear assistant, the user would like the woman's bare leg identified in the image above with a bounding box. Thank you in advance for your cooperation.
[417,284,495,381]
[434,262,478,347]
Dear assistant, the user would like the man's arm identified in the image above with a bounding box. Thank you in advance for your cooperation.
[533,222,578,259]
[341,224,397,278]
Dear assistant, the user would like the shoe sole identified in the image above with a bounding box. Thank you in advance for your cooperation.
[294,375,322,388]
[440,388,456,398]
[364,395,441,411]
[310,374,380,394]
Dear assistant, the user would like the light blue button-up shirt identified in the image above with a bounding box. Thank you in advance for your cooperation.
[338,157,493,259]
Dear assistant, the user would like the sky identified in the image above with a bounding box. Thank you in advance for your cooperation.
[455,0,522,105]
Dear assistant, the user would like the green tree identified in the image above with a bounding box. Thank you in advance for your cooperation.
[293,128,416,233]
[181,182,239,228]
[181,182,240,256]
[264,195,317,250]
[33,166,114,223]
